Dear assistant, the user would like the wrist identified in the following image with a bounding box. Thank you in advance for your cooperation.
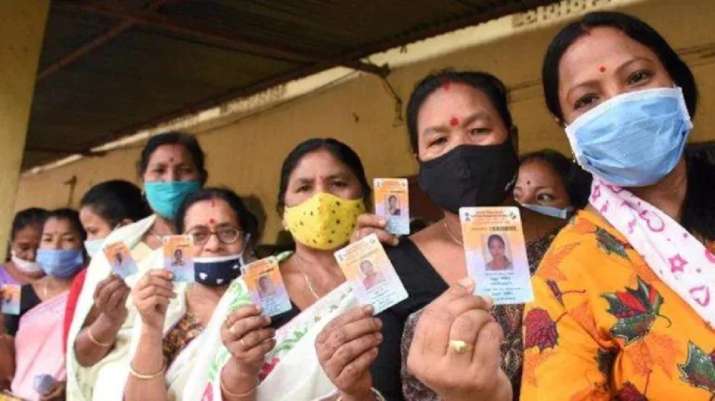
[93,315,122,337]
[221,363,259,398]
[225,358,260,380]
[139,325,164,344]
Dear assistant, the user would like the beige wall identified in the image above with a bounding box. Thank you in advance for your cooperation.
[1,1,49,255]
[15,0,715,243]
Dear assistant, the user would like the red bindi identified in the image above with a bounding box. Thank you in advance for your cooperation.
[449,117,459,127]
[599,65,606,73]
[208,218,215,224]
[441,79,451,91]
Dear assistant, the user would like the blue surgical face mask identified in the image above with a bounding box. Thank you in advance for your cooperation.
[84,238,104,259]
[144,180,201,219]
[565,87,692,187]
[520,203,573,220]
[36,248,84,278]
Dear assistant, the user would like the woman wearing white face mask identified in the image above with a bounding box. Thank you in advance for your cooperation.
[6,208,87,401]
[0,208,48,286]
[521,11,715,401]
[67,180,151,369]
[66,131,207,401]
[124,187,257,401]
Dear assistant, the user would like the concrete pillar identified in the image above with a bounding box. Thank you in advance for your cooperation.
[0,2,49,256]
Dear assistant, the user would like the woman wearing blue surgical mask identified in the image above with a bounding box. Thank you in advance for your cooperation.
[5,208,86,401]
[66,132,207,401]
[521,12,715,400]
[125,187,258,401]
[513,149,592,220]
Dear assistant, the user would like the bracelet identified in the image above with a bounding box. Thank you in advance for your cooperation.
[337,388,386,401]
[128,361,165,380]
[220,378,258,399]
[86,326,114,347]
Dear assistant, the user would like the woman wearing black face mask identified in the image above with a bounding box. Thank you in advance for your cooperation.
[317,70,564,401]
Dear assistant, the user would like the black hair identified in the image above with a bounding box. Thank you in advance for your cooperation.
[487,234,505,247]
[683,145,715,242]
[276,138,371,214]
[10,208,48,242]
[406,69,515,153]
[542,11,698,122]
[45,208,87,243]
[137,131,208,185]
[519,149,593,209]
[80,180,151,227]
[176,187,259,246]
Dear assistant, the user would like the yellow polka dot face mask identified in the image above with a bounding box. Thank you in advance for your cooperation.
[283,192,366,251]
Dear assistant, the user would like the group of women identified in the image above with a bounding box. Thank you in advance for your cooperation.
[0,11,713,401]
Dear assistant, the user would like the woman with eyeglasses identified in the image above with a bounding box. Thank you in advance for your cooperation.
[124,187,258,401]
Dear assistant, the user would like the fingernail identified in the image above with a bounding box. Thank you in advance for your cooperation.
[392,237,399,246]
[378,219,386,226]
[374,318,383,328]
[255,305,262,313]
[376,333,383,341]
[363,305,374,314]
[230,326,236,334]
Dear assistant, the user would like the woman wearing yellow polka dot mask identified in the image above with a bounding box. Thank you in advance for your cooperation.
[213,138,380,401]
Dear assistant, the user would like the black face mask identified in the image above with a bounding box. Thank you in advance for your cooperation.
[417,142,518,214]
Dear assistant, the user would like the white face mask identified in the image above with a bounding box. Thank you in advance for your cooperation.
[84,238,104,259]
[11,249,43,274]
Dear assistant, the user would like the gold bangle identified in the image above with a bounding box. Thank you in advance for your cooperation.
[86,326,114,348]
[220,378,258,399]
[128,361,165,380]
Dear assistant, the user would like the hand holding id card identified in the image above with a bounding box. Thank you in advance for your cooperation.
[334,233,408,314]
[242,257,292,317]
[0,284,20,315]
[163,235,194,282]
[374,178,410,236]
[460,207,533,305]
[103,242,138,278]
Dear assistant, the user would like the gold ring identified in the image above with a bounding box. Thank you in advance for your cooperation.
[449,339,472,354]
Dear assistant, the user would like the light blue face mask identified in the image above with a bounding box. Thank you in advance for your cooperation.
[84,238,104,258]
[144,180,201,219]
[36,248,84,278]
[520,203,573,220]
[565,87,693,187]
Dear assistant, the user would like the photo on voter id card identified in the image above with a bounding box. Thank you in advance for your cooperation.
[103,241,138,278]
[334,233,407,314]
[1,284,21,315]
[163,235,194,282]
[243,257,292,317]
[460,207,533,305]
[374,178,410,236]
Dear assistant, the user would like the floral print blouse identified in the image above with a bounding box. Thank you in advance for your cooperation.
[521,209,715,401]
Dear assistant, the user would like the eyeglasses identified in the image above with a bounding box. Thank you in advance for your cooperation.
[186,227,243,246]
